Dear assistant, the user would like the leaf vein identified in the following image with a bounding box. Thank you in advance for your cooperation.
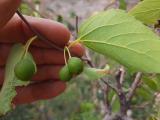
[82,40,159,63]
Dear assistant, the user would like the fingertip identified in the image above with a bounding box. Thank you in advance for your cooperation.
[69,42,85,57]
[13,81,66,105]
[22,16,71,47]
[0,0,21,27]
[55,22,71,45]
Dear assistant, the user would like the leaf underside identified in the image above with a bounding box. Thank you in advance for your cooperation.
[82,65,110,80]
[0,44,34,115]
[78,9,160,73]
[129,0,160,25]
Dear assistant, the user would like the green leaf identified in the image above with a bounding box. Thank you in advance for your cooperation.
[107,89,120,112]
[81,65,110,80]
[78,9,160,73]
[136,86,153,101]
[129,0,160,25]
[0,44,36,115]
[142,76,158,91]
[111,95,120,113]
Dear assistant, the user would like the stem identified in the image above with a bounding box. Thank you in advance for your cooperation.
[65,46,71,58]
[75,16,79,38]
[63,46,71,65]
[115,69,128,115]
[21,36,38,59]
[64,48,67,65]
[101,79,118,94]
[16,10,63,52]
[126,72,142,101]
[24,36,37,54]
[68,39,81,48]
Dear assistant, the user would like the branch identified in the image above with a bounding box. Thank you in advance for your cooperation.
[115,69,128,115]
[75,16,79,38]
[83,49,114,114]
[115,68,125,95]
[126,72,142,101]
[83,50,95,67]
[101,78,118,94]
[101,82,112,114]
[119,67,125,85]
[16,10,63,52]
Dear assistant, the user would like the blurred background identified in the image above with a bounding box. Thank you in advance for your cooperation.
[1,0,160,120]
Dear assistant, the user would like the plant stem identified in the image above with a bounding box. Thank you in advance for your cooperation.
[126,72,142,101]
[115,69,128,115]
[63,48,67,65]
[65,46,71,58]
[63,46,71,65]
[68,39,81,48]
[24,36,38,56]
[16,10,63,52]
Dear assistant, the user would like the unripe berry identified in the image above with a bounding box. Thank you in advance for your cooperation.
[59,65,72,81]
[68,57,84,75]
[14,59,36,81]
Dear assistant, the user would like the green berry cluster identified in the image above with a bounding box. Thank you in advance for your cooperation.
[59,57,84,82]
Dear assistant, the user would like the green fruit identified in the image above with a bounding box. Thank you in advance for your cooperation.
[68,57,84,74]
[59,65,72,81]
[14,59,36,81]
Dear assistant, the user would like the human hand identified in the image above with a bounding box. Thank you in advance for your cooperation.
[0,0,84,105]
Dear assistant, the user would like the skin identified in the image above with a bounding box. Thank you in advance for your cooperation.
[0,0,84,105]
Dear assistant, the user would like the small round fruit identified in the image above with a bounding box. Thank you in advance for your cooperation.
[59,65,72,81]
[14,59,36,81]
[68,57,84,74]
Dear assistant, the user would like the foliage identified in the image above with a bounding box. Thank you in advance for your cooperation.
[78,9,160,73]
[129,0,160,25]
[1,0,160,120]
[0,42,36,115]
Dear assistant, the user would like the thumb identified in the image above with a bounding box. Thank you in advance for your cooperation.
[0,0,21,27]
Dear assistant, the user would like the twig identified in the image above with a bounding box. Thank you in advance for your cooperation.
[101,78,118,94]
[101,84,112,114]
[119,67,125,84]
[75,16,79,38]
[83,49,115,114]
[126,72,142,101]
[115,69,127,115]
[115,69,125,95]
[16,10,63,51]
[83,50,95,67]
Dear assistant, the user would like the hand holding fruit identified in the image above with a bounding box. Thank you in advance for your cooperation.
[0,0,84,105]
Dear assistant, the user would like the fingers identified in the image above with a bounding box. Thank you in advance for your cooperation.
[0,43,84,85]
[0,44,65,66]
[13,81,66,105]
[0,65,62,85]
[22,16,71,47]
[30,47,65,65]
[69,43,85,57]
[0,67,4,85]
[0,44,84,66]
[0,0,21,27]
[32,65,61,81]
[30,45,85,65]
[0,15,70,48]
